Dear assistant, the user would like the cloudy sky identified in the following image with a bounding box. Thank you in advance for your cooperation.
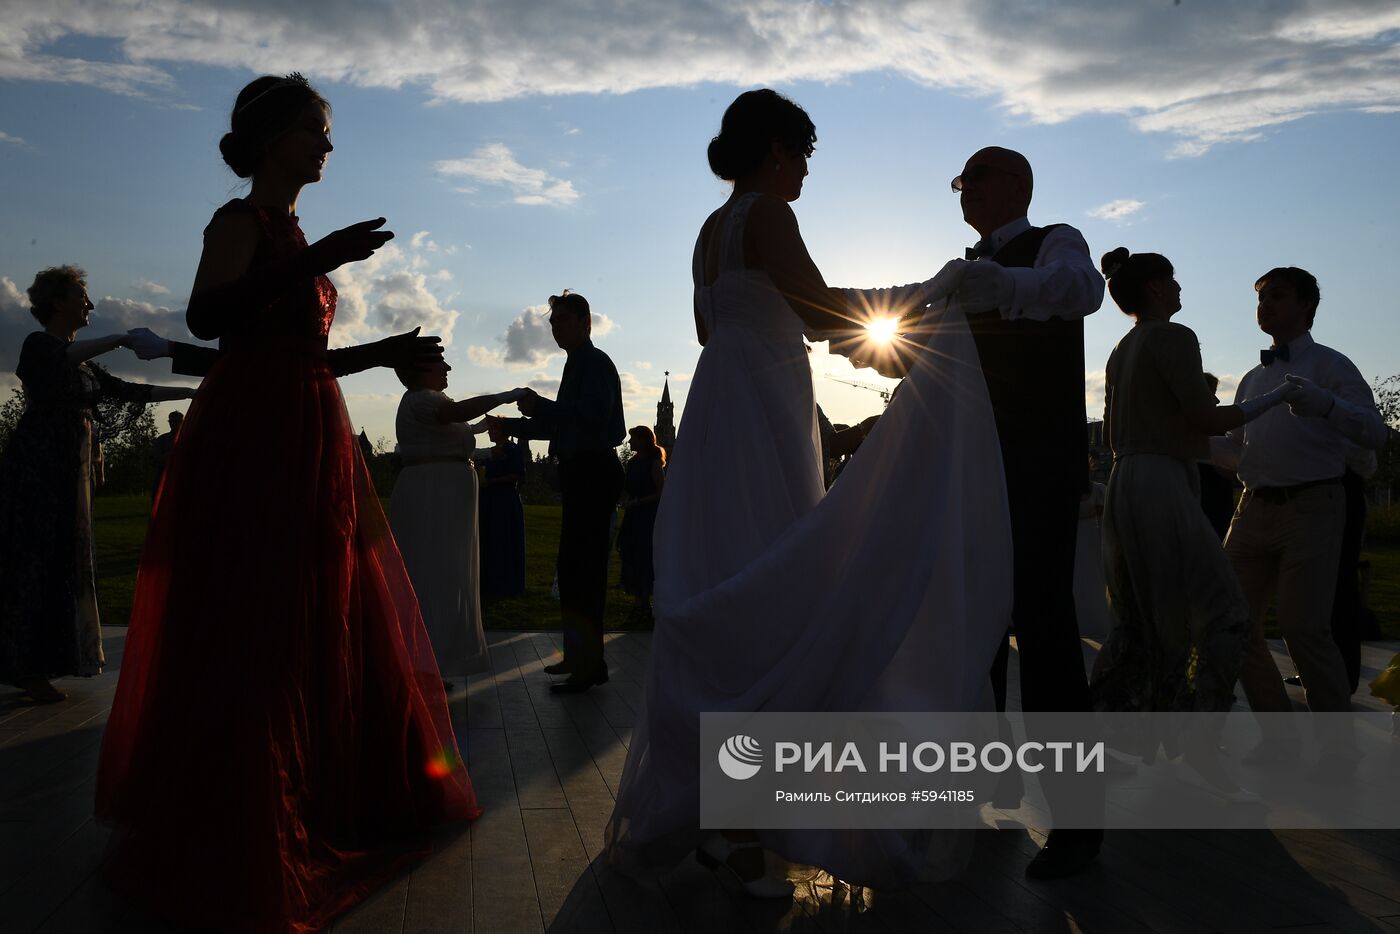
[2,0,1398,448]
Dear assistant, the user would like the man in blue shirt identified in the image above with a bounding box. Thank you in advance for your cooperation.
[493,291,625,692]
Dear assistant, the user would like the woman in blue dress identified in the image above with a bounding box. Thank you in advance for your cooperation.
[478,419,527,597]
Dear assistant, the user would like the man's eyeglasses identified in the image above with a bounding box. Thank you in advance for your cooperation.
[950,163,1017,192]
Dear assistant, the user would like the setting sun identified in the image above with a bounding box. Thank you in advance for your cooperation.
[864,316,899,344]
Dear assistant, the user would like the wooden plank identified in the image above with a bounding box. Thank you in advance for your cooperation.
[466,727,543,934]
[539,726,680,934]
[1177,830,1376,933]
[654,857,762,934]
[0,818,110,934]
[507,637,573,731]
[521,808,612,932]
[464,669,503,731]
[401,825,472,934]
[520,637,631,797]
[330,869,409,934]
[507,725,568,812]
[0,767,100,888]
[1279,829,1400,891]
[32,867,128,934]
[927,827,1162,934]
[1272,831,1400,921]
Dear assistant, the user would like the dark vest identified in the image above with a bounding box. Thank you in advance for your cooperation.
[966,224,1089,491]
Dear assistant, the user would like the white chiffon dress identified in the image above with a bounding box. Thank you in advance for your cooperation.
[389,390,490,678]
[605,192,1014,888]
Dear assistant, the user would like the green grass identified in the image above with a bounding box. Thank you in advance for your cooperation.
[93,493,1400,637]
[92,495,638,631]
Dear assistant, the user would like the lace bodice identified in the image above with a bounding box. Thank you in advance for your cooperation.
[691,192,808,344]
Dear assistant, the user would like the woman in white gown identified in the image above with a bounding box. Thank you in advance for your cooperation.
[605,89,1014,892]
[389,360,511,684]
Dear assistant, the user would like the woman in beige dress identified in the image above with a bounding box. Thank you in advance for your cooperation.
[1090,248,1295,784]
[390,360,517,686]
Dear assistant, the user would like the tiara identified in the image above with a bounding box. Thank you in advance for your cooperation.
[234,72,311,114]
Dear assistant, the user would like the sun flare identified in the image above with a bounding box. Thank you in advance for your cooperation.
[864,316,899,344]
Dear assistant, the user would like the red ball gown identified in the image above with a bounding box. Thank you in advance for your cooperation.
[95,199,480,934]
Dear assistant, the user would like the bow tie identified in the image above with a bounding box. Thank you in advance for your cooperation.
[965,240,994,261]
[1260,344,1291,366]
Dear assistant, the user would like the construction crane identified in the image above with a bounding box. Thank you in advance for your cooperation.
[823,374,893,408]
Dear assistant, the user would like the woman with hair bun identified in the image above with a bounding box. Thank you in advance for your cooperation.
[608,89,1011,893]
[95,73,481,932]
[1090,248,1293,786]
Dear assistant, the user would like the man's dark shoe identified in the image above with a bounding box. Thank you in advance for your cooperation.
[543,660,574,675]
[1025,830,1101,880]
[549,666,609,694]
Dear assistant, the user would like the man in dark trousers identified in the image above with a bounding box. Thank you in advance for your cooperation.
[493,291,625,693]
[952,146,1106,878]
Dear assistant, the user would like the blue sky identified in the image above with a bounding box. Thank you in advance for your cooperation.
[2,2,1398,449]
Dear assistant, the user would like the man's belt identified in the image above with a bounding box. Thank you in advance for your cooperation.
[1249,476,1343,504]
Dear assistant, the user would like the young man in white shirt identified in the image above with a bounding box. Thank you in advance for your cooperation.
[1212,267,1388,769]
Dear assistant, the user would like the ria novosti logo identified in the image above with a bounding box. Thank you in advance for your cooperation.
[717,735,764,780]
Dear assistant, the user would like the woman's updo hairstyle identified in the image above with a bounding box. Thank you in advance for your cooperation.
[1101,247,1173,316]
[219,72,330,178]
[707,89,816,181]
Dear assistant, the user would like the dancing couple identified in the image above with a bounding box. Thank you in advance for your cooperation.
[605,90,1108,893]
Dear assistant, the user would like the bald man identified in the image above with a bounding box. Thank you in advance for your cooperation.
[953,147,1107,879]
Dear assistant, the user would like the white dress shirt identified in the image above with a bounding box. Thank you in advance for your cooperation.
[972,216,1105,322]
[1211,331,1387,490]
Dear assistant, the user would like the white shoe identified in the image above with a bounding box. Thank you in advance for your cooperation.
[1171,757,1262,805]
[696,835,795,899]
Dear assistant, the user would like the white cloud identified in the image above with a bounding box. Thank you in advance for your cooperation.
[1087,199,1145,222]
[1,2,1399,155]
[499,302,556,366]
[633,360,653,370]
[0,277,35,374]
[435,144,579,206]
[328,239,460,347]
[527,375,561,396]
[472,303,618,369]
[0,130,27,147]
[1084,369,1107,421]
[467,345,506,368]
[619,371,659,409]
[131,277,171,297]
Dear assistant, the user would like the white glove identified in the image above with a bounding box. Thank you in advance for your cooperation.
[918,258,972,306]
[1237,380,1300,421]
[1284,374,1335,418]
[955,262,1015,316]
[126,327,172,360]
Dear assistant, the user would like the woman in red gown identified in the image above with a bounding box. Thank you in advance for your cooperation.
[95,73,480,934]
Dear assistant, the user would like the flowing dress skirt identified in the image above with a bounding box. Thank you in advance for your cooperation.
[607,306,1012,888]
[391,462,490,676]
[1092,453,1249,714]
[96,343,479,934]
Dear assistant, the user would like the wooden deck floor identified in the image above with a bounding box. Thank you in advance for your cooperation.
[2,629,1399,934]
